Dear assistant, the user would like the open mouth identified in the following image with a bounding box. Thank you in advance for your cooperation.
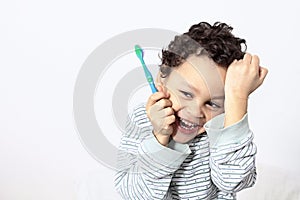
[176,116,201,134]
[179,117,199,129]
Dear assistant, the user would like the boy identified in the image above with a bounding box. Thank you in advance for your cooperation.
[114,22,268,199]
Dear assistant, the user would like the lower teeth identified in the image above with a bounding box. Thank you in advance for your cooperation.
[180,120,197,130]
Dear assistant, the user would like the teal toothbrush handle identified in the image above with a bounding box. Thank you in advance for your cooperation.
[140,59,158,93]
[134,45,158,93]
[150,82,157,93]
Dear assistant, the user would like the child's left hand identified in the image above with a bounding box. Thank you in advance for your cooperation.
[225,53,268,99]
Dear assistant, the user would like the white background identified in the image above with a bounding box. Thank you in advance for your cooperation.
[1,0,300,199]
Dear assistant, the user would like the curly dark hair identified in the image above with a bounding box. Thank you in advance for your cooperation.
[160,22,246,77]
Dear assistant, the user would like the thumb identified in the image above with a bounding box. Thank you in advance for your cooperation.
[156,84,163,92]
[156,84,170,98]
[161,85,170,98]
[259,67,268,83]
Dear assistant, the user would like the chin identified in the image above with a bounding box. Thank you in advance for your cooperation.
[171,130,199,144]
[171,124,206,143]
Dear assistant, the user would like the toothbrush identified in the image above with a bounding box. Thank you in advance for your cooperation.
[134,45,158,93]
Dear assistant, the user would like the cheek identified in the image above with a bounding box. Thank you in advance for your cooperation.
[204,108,224,120]
[168,92,181,112]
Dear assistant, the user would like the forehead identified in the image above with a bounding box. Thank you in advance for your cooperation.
[169,55,226,95]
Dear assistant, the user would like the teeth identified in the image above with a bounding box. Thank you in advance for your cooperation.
[179,118,199,130]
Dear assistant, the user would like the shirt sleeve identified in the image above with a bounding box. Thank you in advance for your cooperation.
[204,113,257,194]
[114,104,191,200]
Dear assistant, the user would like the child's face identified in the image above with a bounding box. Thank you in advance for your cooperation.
[161,55,226,143]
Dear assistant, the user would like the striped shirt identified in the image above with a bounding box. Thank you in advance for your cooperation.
[114,104,256,199]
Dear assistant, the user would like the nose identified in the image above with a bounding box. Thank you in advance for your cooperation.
[186,99,205,119]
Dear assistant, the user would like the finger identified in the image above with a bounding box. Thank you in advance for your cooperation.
[259,67,268,82]
[156,84,163,92]
[146,91,167,110]
[164,115,176,126]
[157,98,173,109]
[250,55,260,72]
[231,59,238,65]
[156,127,172,136]
[251,55,260,66]
[159,84,170,98]
[162,106,174,116]
[243,53,252,63]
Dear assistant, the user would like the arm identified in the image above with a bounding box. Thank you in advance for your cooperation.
[205,113,257,193]
[224,53,268,127]
[114,104,191,199]
[205,53,268,194]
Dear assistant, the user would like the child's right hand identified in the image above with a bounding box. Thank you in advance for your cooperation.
[146,85,175,146]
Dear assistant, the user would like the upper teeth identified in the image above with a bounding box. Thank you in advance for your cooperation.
[180,118,198,128]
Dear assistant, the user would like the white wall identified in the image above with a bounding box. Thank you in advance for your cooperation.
[1,0,299,199]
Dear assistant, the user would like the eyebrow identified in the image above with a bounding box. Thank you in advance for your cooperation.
[180,81,199,92]
[179,79,225,98]
[181,81,225,100]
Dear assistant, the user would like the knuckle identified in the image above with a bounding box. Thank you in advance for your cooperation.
[161,99,171,108]
[168,115,175,123]
[150,94,157,101]
[163,125,169,130]
[165,107,173,115]
[160,99,167,107]
[167,99,173,106]
[245,52,252,57]
[172,115,176,120]
[264,68,269,74]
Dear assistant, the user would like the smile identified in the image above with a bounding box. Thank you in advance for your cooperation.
[178,117,200,130]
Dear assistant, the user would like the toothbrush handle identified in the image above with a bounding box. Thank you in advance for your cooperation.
[146,74,158,93]
[141,60,158,93]
[139,53,158,93]
[149,82,158,93]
